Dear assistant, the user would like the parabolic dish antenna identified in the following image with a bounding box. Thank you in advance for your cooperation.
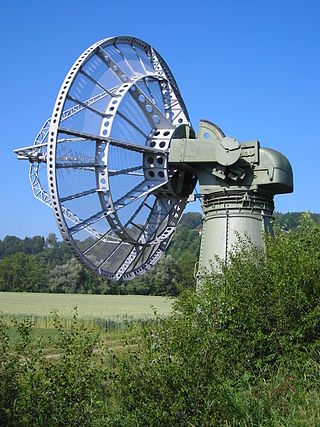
[15,36,293,282]
[15,37,197,281]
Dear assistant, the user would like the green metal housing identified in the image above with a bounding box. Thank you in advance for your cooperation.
[168,120,293,279]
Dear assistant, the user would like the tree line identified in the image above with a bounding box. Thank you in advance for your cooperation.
[0,211,318,295]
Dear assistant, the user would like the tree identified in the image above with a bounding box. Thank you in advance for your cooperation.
[38,240,72,268]
[146,254,180,295]
[45,232,58,248]
[273,211,320,229]
[0,252,49,292]
[49,258,86,293]
[125,255,180,296]
[0,235,45,258]
[0,211,319,296]
[179,212,202,229]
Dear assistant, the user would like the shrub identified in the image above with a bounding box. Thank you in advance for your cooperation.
[0,310,109,426]
[108,213,320,425]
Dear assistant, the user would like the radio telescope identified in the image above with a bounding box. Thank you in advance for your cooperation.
[15,36,293,281]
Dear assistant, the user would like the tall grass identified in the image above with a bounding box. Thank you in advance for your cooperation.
[0,292,173,333]
[1,312,156,334]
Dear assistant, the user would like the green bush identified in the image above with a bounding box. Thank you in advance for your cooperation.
[0,311,109,426]
[108,213,320,425]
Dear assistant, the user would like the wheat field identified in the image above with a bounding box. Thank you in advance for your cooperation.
[0,292,173,325]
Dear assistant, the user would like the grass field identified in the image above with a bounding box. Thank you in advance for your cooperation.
[0,292,173,325]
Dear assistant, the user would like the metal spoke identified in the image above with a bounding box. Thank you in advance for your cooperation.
[83,229,120,256]
[79,69,115,97]
[69,210,106,235]
[96,46,131,83]
[113,180,165,211]
[124,194,149,228]
[113,43,137,76]
[66,186,163,238]
[98,241,124,270]
[61,91,109,122]
[101,195,150,263]
[143,79,156,104]
[125,242,161,274]
[116,110,149,139]
[60,205,104,240]
[142,215,168,243]
[60,188,99,203]
[57,137,87,144]
[67,95,106,118]
[58,127,162,155]
[136,198,173,245]
[108,165,142,176]
[131,44,150,75]
[14,142,48,154]
[56,162,104,169]
[129,82,174,130]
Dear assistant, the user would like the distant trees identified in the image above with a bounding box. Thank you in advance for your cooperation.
[178,211,202,229]
[45,232,58,248]
[122,212,202,295]
[48,258,115,294]
[0,252,49,292]
[0,236,45,258]
[166,213,201,290]
[49,259,86,293]
[0,211,319,295]
[125,255,181,296]
[273,211,319,229]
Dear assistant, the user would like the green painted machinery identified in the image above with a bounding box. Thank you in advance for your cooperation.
[169,120,293,279]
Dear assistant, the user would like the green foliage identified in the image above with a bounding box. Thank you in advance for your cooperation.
[167,212,201,291]
[0,235,45,258]
[45,232,58,248]
[0,252,49,292]
[0,212,319,425]
[125,255,180,296]
[0,311,109,426]
[274,210,320,230]
[38,239,72,268]
[107,213,320,425]
[49,258,89,293]
[0,211,318,296]
[178,211,202,229]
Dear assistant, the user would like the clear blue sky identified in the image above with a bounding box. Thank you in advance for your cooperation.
[1,0,319,239]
